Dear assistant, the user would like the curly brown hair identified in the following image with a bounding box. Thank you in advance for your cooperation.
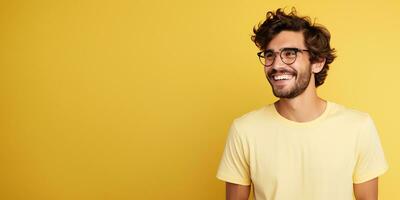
[251,7,336,87]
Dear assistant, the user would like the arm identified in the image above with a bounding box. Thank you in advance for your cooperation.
[226,182,251,200]
[353,177,378,200]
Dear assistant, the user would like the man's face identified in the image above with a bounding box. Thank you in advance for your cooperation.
[264,31,313,99]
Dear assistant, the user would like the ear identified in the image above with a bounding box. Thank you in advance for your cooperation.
[311,58,326,74]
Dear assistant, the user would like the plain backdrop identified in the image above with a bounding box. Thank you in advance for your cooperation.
[0,0,398,199]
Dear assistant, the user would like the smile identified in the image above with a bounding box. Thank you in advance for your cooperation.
[273,74,294,81]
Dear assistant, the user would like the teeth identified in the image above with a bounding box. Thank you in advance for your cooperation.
[273,74,293,81]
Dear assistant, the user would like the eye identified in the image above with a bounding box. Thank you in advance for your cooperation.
[282,49,297,58]
[264,51,274,59]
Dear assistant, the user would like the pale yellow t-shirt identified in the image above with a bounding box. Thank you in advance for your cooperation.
[216,101,389,200]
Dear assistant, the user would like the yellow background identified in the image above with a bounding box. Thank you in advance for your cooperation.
[0,0,398,199]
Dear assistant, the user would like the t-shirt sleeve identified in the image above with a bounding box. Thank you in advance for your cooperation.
[216,121,251,185]
[353,115,389,184]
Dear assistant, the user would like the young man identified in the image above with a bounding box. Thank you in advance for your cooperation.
[216,8,389,200]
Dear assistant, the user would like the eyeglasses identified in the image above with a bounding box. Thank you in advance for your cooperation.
[257,48,309,67]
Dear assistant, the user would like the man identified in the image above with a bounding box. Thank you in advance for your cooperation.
[216,8,389,200]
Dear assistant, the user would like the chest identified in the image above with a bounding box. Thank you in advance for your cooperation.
[248,125,358,187]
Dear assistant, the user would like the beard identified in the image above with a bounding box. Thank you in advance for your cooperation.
[267,65,312,99]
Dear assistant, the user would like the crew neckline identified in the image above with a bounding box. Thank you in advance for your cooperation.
[268,100,333,127]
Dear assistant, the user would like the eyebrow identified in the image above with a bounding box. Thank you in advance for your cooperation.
[265,47,301,51]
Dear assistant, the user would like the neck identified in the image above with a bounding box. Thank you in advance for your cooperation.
[274,81,327,123]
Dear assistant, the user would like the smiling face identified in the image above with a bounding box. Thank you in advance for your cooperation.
[264,31,314,99]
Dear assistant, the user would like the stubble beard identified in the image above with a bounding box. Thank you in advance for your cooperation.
[268,65,312,99]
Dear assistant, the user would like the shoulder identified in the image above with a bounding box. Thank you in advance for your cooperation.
[230,104,274,136]
[234,105,269,122]
[329,101,373,125]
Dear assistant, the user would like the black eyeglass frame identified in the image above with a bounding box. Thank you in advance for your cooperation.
[257,48,309,67]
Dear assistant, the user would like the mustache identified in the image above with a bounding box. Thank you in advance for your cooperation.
[267,68,297,77]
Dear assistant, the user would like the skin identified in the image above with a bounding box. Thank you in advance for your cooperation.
[226,31,379,200]
[226,182,251,200]
[353,177,378,200]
